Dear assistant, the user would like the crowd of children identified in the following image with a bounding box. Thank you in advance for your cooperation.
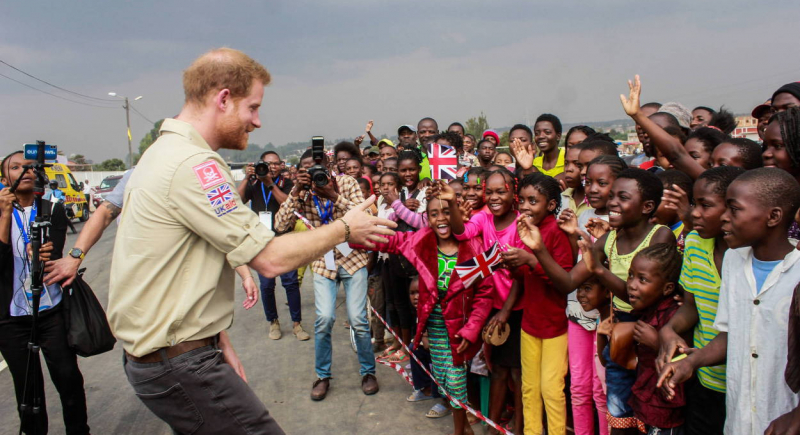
[304,77,800,435]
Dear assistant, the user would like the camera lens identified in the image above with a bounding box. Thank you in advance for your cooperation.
[254,162,270,177]
[313,171,329,187]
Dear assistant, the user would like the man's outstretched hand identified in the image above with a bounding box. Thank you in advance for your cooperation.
[342,195,397,248]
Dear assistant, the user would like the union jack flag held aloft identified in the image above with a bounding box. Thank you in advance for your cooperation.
[454,242,503,288]
[427,143,458,180]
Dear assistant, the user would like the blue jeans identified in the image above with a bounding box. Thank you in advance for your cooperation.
[313,267,375,378]
[259,270,301,323]
[602,342,636,418]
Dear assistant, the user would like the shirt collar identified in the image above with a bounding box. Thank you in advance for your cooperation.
[159,118,213,151]
[734,245,800,272]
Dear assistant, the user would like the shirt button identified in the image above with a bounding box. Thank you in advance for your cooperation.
[753,299,760,305]
[752,353,759,358]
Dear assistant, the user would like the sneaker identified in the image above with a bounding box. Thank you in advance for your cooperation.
[293,324,310,341]
[269,320,281,340]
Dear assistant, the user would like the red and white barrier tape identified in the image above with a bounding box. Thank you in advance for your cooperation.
[375,357,413,385]
[370,305,514,435]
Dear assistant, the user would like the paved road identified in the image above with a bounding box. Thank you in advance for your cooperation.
[0,221,481,434]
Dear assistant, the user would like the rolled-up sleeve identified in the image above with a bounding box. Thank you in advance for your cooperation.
[166,154,274,268]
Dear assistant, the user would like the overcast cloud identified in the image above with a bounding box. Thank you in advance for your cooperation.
[1,0,799,162]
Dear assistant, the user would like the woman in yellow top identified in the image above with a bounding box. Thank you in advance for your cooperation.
[533,113,566,177]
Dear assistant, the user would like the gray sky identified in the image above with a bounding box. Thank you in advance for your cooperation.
[2,0,799,162]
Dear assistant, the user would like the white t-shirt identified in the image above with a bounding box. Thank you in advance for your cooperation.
[10,205,62,316]
[565,209,610,330]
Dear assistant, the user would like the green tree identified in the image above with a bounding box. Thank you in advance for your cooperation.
[499,131,510,148]
[70,154,88,165]
[465,113,490,139]
[139,119,166,155]
[94,158,127,171]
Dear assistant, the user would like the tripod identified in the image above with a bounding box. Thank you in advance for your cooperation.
[11,141,53,435]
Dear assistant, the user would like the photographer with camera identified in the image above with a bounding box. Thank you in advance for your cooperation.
[0,151,90,435]
[274,142,378,401]
[237,150,310,341]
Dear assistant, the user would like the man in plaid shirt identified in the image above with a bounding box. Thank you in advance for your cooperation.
[274,145,377,401]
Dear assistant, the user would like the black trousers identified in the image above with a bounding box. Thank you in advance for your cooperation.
[382,262,414,330]
[123,344,285,435]
[0,308,90,435]
[684,376,725,435]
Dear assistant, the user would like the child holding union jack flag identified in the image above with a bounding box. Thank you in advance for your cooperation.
[350,193,493,435]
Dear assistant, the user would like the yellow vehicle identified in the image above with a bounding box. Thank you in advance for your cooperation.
[45,163,89,222]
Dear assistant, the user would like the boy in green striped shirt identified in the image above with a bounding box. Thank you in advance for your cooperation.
[656,166,745,435]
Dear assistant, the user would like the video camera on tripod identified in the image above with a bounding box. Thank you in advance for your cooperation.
[10,141,56,434]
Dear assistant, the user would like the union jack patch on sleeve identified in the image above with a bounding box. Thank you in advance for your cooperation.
[206,183,238,217]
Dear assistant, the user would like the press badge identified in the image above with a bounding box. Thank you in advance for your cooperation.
[259,211,273,230]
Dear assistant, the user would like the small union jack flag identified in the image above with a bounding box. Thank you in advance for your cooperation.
[427,143,458,180]
[454,242,503,288]
[206,183,233,208]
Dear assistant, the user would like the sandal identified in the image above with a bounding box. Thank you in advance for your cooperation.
[426,403,451,418]
[407,389,435,402]
[376,346,397,360]
[387,349,409,363]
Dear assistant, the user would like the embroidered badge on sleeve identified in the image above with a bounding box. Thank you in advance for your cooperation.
[193,160,226,190]
[206,183,238,217]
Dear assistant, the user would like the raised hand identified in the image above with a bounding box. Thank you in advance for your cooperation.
[619,74,642,117]
[433,180,456,202]
[557,208,579,235]
[354,134,365,147]
[662,184,692,227]
[343,195,398,248]
[366,120,374,133]
[459,200,473,222]
[516,215,543,252]
[578,237,599,273]
[586,218,611,239]
[510,138,534,170]
[383,187,399,204]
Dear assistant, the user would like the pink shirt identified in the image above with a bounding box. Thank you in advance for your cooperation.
[454,210,523,310]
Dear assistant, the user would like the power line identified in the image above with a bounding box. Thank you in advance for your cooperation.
[130,104,155,125]
[0,59,118,102]
[0,72,119,109]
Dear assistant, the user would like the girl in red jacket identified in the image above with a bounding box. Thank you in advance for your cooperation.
[354,184,493,435]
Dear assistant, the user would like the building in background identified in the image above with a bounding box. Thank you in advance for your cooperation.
[731,116,759,141]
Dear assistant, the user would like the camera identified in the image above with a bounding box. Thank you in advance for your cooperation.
[305,136,329,190]
[252,161,270,178]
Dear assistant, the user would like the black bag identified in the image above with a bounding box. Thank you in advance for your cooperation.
[62,269,116,357]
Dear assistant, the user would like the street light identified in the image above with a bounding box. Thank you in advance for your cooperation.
[108,92,144,169]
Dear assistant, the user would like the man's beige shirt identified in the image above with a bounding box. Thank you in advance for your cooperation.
[108,119,273,357]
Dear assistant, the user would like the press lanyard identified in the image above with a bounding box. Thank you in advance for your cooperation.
[12,203,37,245]
[257,177,280,210]
[313,195,334,224]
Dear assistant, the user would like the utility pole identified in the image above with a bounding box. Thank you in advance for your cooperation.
[108,92,142,169]
[124,96,132,169]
